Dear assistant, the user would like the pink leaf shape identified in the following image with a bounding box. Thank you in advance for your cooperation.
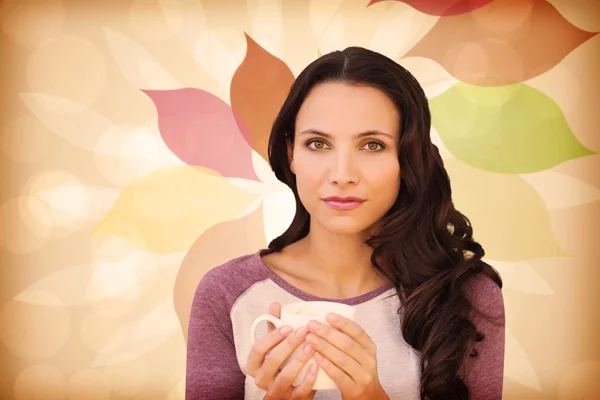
[367,0,494,16]
[142,88,259,181]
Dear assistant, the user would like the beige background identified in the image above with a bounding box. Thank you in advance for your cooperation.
[1,0,599,399]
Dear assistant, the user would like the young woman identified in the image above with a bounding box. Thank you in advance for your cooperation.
[186,47,505,400]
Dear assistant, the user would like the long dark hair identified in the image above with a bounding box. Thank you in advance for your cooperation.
[266,46,502,399]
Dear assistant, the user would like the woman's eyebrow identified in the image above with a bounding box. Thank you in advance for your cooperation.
[298,129,394,140]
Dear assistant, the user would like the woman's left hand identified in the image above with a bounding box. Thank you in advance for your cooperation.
[305,313,389,400]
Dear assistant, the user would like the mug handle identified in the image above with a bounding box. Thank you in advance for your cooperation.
[250,314,282,345]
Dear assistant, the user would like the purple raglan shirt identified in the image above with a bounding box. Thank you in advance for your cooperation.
[185,249,505,399]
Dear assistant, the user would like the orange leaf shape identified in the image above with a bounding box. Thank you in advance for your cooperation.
[404,0,598,85]
[174,204,267,342]
[367,0,493,16]
[230,33,296,161]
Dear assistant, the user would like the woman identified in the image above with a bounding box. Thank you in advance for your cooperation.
[186,47,505,400]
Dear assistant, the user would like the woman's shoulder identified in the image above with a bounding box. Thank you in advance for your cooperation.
[196,249,270,296]
[462,272,505,321]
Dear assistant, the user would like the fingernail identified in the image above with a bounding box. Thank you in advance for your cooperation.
[296,327,307,337]
[307,334,319,344]
[303,343,313,354]
[327,313,339,322]
[281,326,293,335]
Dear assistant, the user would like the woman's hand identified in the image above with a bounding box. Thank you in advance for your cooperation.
[305,313,389,400]
[245,302,318,400]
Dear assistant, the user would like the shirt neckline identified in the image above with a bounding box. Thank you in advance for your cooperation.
[252,248,396,306]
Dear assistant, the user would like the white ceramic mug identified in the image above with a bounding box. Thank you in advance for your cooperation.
[250,301,356,390]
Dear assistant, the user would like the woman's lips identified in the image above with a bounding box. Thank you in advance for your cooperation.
[322,198,365,210]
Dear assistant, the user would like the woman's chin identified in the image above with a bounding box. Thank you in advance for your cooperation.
[319,218,375,236]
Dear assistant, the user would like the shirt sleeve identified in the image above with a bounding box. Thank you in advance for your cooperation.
[185,270,245,399]
[462,274,506,400]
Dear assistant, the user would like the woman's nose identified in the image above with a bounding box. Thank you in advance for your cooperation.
[327,152,359,186]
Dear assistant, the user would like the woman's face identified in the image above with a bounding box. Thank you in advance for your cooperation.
[289,82,401,236]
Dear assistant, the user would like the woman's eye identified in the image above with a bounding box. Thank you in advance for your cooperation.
[307,140,329,150]
[364,141,384,151]
[306,139,384,151]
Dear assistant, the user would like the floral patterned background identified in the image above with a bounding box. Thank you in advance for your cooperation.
[1,0,599,399]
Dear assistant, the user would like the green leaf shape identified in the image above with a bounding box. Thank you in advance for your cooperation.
[430,83,595,174]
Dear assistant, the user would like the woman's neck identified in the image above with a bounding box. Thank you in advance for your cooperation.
[289,228,389,297]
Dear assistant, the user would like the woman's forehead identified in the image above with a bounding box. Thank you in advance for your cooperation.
[295,83,400,137]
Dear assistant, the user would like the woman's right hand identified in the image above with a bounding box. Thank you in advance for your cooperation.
[245,302,318,400]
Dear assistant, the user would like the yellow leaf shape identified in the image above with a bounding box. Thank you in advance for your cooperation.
[446,158,566,261]
[91,166,258,254]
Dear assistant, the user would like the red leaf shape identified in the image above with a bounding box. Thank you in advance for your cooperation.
[143,88,259,181]
[174,204,267,342]
[367,0,493,16]
[404,0,598,86]
[230,33,295,162]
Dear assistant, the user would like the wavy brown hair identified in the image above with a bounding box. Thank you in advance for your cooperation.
[266,46,502,399]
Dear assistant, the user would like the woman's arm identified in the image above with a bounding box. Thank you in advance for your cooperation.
[462,274,506,399]
[186,271,245,399]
